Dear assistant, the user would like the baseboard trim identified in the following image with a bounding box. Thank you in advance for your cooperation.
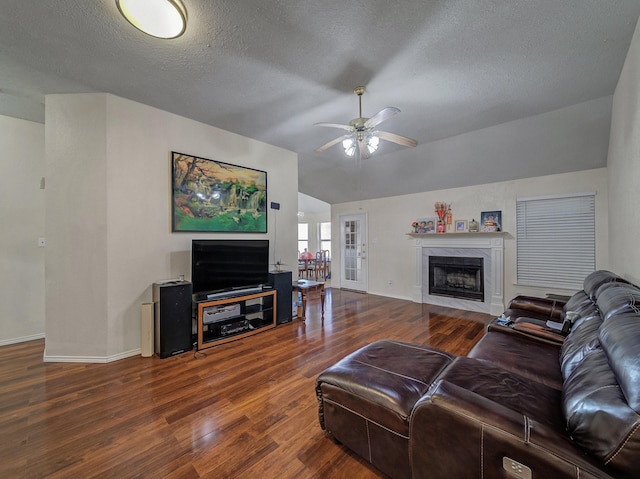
[340,288,367,294]
[0,333,45,347]
[367,290,413,301]
[43,348,142,363]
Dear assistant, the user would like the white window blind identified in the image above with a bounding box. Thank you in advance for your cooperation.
[516,193,595,290]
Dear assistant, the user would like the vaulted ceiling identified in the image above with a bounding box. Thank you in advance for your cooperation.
[1,1,639,204]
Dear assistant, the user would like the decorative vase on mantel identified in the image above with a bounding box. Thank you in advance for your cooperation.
[469,218,479,232]
[434,202,447,232]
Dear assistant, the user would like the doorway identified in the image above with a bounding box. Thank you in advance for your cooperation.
[339,213,368,292]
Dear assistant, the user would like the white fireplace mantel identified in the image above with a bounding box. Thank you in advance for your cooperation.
[412,233,504,316]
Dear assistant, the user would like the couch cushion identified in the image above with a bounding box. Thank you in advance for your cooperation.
[468,331,563,389]
[560,312,602,380]
[563,290,596,317]
[437,357,564,430]
[583,270,631,300]
[562,348,640,476]
[599,312,640,412]
[593,279,635,300]
[316,339,453,435]
[596,283,640,321]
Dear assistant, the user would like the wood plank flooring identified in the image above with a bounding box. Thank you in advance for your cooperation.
[0,289,491,479]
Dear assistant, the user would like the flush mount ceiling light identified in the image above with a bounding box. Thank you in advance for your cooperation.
[116,0,187,39]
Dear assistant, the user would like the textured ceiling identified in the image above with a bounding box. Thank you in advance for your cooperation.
[1,1,639,204]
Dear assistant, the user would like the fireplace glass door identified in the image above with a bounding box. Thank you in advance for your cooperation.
[429,256,484,301]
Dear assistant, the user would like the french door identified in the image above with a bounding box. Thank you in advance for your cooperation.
[339,213,368,292]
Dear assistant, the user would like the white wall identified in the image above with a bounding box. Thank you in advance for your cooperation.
[44,93,298,361]
[45,94,109,358]
[0,116,45,345]
[608,17,640,285]
[332,168,608,305]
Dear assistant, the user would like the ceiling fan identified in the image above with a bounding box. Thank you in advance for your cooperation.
[314,86,417,159]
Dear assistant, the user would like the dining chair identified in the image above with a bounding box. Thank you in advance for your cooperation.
[314,250,329,280]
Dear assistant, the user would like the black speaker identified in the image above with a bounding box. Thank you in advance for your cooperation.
[152,281,193,358]
[268,270,293,324]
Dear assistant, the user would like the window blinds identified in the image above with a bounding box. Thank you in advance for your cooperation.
[516,193,595,290]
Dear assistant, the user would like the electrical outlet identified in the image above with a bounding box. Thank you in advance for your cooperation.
[38,237,46,248]
[502,457,532,479]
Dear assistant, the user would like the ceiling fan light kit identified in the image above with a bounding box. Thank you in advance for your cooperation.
[116,0,187,39]
[315,86,417,160]
[342,134,379,157]
[342,138,357,157]
[365,135,380,154]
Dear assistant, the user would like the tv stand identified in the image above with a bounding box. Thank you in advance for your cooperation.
[194,289,276,350]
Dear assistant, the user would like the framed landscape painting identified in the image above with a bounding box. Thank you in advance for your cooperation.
[171,152,267,232]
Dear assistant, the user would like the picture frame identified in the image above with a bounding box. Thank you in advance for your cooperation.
[171,151,267,232]
[414,218,427,233]
[480,210,502,232]
[455,220,468,233]
[415,217,437,233]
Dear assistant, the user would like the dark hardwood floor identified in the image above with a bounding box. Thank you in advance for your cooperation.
[0,289,491,479]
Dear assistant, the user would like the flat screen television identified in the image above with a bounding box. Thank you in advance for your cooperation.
[191,239,269,296]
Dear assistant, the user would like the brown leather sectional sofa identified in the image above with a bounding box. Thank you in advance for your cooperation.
[316,270,640,478]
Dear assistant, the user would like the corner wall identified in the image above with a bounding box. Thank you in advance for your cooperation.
[0,116,45,345]
[45,94,109,359]
[45,93,298,361]
[608,17,640,284]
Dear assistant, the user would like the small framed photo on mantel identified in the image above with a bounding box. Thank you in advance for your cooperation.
[423,217,437,233]
[455,220,468,233]
[415,217,436,233]
[480,211,502,232]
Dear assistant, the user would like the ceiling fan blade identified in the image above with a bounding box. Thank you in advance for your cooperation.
[364,107,400,129]
[314,122,353,131]
[315,134,351,153]
[376,130,418,148]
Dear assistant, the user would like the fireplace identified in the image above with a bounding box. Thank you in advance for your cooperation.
[429,256,484,301]
[413,235,503,314]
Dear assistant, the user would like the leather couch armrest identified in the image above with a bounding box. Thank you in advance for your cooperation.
[511,319,566,344]
[487,318,566,346]
[507,295,565,321]
[410,380,610,479]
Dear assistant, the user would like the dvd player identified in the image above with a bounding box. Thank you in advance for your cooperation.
[203,303,241,324]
